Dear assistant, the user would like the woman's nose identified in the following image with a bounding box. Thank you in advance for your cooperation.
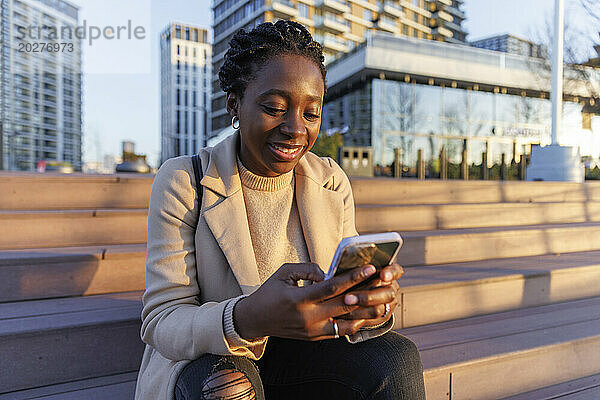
[280,111,306,137]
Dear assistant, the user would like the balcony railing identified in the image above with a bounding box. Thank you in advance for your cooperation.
[432,26,453,38]
[322,35,350,52]
[271,0,298,17]
[315,15,350,34]
[381,2,403,18]
[315,0,350,14]
[432,10,453,23]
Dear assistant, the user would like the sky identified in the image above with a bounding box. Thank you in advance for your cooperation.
[70,0,598,168]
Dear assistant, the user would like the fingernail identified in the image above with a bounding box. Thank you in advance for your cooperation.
[345,294,358,305]
[363,265,376,276]
[384,271,393,281]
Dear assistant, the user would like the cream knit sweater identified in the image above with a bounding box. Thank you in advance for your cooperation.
[223,157,310,347]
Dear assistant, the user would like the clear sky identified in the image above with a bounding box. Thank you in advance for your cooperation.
[73,0,597,168]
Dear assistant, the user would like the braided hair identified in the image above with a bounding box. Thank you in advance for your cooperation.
[219,20,327,99]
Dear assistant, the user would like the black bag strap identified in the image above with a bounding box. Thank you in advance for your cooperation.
[191,154,203,222]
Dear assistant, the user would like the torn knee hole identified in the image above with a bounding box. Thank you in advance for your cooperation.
[201,368,256,400]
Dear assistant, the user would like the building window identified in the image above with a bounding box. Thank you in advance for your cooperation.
[175,26,181,39]
[193,111,197,135]
[176,88,180,105]
[363,9,372,22]
[298,3,309,18]
[176,45,180,55]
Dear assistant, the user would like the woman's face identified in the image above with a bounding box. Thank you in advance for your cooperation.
[228,54,325,177]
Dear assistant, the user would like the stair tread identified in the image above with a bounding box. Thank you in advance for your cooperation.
[400,221,600,238]
[0,244,146,265]
[0,373,137,400]
[357,201,600,208]
[502,373,600,399]
[398,250,600,290]
[0,292,143,335]
[397,296,600,370]
[0,208,147,216]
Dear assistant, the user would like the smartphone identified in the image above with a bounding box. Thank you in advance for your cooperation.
[325,232,403,288]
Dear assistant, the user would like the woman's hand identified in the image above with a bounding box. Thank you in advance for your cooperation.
[233,262,382,341]
[335,263,404,329]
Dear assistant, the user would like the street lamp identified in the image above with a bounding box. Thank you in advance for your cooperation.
[526,0,584,182]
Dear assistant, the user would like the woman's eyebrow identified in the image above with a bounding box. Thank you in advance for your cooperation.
[258,88,321,103]
[258,88,290,100]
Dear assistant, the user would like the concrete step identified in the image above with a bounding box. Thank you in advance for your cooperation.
[396,222,600,266]
[0,244,146,302]
[393,250,600,329]
[0,209,148,250]
[0,292,144,393]
[2,173,600,211]
[398,296,600,399]
[0,372,137,400]
[356,201,600,232]
[502,373,600,399]
[0,172,152,210]
[351,178,600,205]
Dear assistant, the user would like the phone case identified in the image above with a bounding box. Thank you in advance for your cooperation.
[325,232,403,280]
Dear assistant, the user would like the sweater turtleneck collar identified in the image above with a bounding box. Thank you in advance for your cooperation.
[236,156,294,192]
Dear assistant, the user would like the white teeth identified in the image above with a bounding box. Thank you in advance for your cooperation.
[272,144,301,154]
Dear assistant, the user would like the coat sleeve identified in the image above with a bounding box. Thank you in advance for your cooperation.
[140,157,267,361]
[325,158,395,343]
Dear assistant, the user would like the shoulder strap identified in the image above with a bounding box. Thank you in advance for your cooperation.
[191,154,203,223]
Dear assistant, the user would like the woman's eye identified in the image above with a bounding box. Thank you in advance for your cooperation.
[263,106,285,115]
[304,112,320,121]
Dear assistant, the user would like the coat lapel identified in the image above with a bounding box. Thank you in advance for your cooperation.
[199,132,345,290]
[200,133,261,294]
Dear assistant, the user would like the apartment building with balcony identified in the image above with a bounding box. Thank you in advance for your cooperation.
[159,23,212,165]
[0,0,82,171]
[209,0,468,143]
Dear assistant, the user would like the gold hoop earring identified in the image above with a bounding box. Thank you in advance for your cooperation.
[231,115,240,130]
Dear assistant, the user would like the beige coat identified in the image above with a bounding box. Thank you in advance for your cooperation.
[134,132,393,399]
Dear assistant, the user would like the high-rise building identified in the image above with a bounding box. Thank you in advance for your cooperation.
[209,0,468,142]
[470,34,548,59]
[0,0,83,171]
[160,22,212,165]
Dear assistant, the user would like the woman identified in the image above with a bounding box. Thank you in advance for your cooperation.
[135,20,425,400]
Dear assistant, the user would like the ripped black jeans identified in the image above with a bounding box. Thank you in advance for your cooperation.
[174,331,426,400]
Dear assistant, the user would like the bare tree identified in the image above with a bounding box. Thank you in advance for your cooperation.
[529,7,600,102]
[580,0,600,22]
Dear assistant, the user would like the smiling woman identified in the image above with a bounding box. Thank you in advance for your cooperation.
[134,20,425,400]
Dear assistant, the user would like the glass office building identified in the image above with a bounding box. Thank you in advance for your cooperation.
[323,33,600,171]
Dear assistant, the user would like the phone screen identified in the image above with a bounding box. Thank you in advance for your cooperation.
[333,241,400,278]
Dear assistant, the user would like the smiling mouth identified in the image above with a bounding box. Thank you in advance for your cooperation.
[269,143,305,160]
